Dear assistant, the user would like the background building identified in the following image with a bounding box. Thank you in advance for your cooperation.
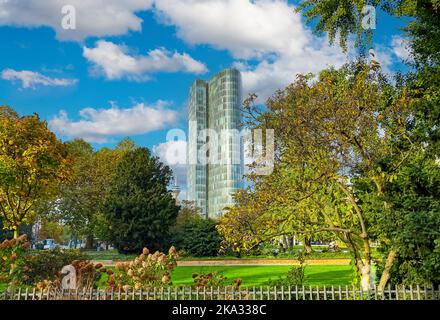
[187,68,243,218]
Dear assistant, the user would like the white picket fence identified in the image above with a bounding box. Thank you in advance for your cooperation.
[1,285,439,300]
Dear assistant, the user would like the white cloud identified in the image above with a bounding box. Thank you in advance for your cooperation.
[154,0,307,60]
[1,68,78,89]
[391,35,412,62]
[0,0,153,41]
[49,101,178,143]
[153,0,349,101]
[83,40,208,80]
[153,140,187,186]
[236,41,349,101]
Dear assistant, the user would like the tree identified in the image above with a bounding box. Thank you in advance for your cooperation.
[42,138,136,249]
[297,0,439,54]
[104,148,179,253]
[218,189,287,255]
[297,0,439,152]
[172,202,222,257]
[0,106,72,239]
[297,0,440,288]
[36,220,66,243]
[170,201,203,236]
[358,147,440,286]
[230,63,416,290]
[174,218,221,257]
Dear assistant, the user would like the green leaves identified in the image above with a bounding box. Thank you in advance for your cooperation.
[103,148,179,253]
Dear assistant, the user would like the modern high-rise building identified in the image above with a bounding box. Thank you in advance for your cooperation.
[187,68,243,218]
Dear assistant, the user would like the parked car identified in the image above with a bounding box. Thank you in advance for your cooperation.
[42,239,58,250]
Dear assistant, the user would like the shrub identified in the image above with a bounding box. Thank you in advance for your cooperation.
[265,265,307,287]
[108,247,178,291]
[22,249,88,284]
[191,272,242,289]
[265,253,307,286]
[174,218,221,257]
[34,260,104,292]
[0,235,31,285]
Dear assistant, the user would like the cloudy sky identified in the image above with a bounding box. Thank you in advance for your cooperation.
[0,0,410,197]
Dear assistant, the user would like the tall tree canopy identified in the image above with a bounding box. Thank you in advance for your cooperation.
[296,0,440,287]
[39,138,136,249]
[0,106,72,238]
[219,63,437,290]
[104,147,179,253]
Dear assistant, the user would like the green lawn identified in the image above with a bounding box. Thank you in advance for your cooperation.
[83,250,136,261]
[84,249,352,261]
[170,265,353,287]
[3,265,353,290]
[96,265,353,288]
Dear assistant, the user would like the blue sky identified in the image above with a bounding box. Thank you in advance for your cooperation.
[0,1,411,194]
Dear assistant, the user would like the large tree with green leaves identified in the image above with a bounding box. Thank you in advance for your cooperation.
[39,138,136,249]
[104,147,179,253]
[0,106,72,239]
[221,63,420,290]
[296,0,440,287]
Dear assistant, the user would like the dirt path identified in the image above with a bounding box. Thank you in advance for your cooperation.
[94,259,351,267]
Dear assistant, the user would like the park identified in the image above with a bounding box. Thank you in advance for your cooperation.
[0,0,439,302]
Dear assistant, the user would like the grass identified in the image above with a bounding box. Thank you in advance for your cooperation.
[84,249,352,261]
[96,265,353,288]
[171,265,353,287]
[83,250,136,261]
[2,265,353,290]
[181,252,351,260]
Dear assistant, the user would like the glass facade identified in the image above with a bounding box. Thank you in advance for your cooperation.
[187,69,243,218]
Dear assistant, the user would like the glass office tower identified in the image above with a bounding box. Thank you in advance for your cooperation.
[187,69,243,218]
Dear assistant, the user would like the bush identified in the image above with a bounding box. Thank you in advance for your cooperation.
[265,253,307,286]
[108,247,178,291]
[191,272,242,289]
[174,218,221,257]
[0,235,31,285]
[265,265,307,287]
[22,249,88,284]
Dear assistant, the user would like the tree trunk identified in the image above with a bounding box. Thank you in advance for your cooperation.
[377,249,397,292]
[85,235,94,250]
[282,235,289,252]
[359,262,373,292]
[303,237,313,253]
[360,237,373,291]
[9,228,19,277]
